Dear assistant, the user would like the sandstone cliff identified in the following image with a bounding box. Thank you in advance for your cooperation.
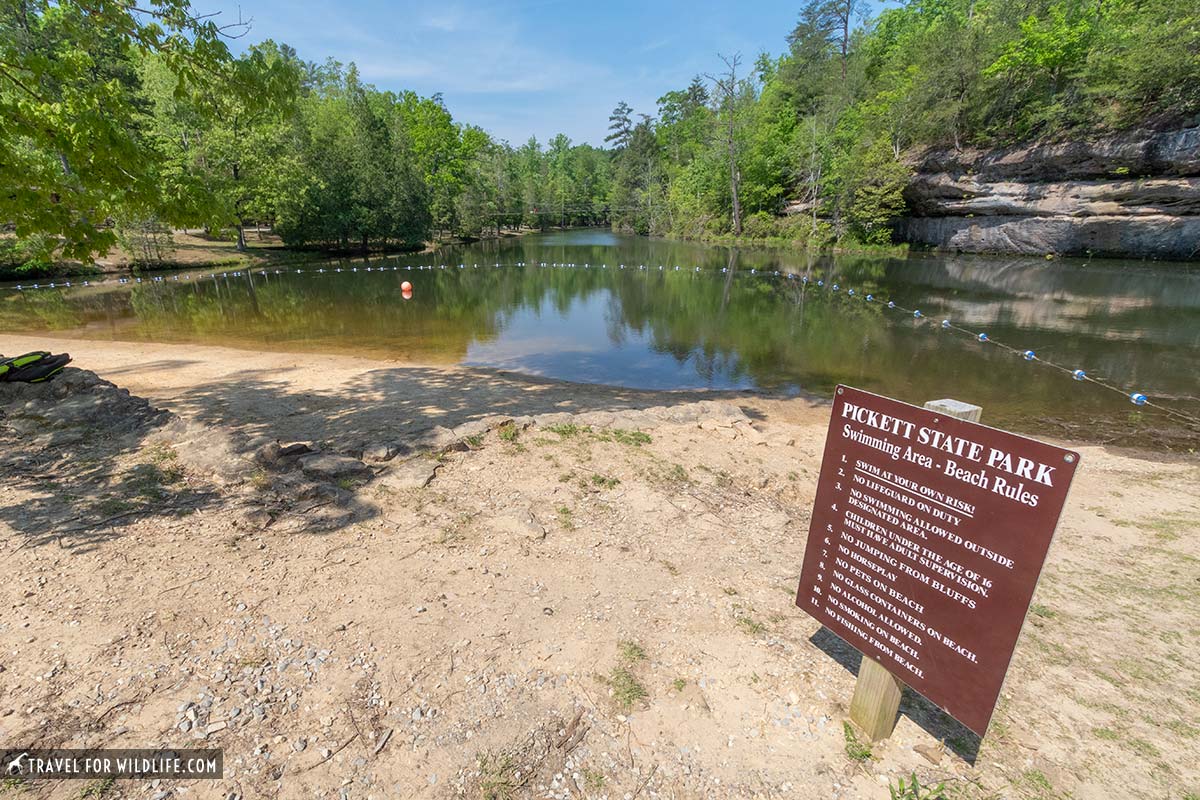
[896,127,1200,260]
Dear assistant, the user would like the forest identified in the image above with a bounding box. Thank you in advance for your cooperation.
[607,0,1200,244]
[2,0,1198,271]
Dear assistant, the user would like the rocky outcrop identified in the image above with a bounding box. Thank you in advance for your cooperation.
[897,127,1200,259]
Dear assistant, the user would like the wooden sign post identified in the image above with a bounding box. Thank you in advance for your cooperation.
[849,398,982,741]
[798,386,1078,739]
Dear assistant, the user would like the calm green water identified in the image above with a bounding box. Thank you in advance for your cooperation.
[3,230,1199,449]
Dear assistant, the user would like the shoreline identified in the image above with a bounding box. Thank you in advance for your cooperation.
[11,225,1200,285]
[2,227,543,282]
[1,333,1190,463]
[0,335,1197,799]
[0,333,828,444]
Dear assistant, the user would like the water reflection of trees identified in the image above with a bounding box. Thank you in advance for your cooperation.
[2,235,1197,444]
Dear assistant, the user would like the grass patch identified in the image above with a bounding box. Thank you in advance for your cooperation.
[1093,727,1120,741]
[735,613,767,636]
[1137,512,1194,542]
[125,460,184,499]
[1029,603,1056,619]
[588,473,620,489]
[582,768,605,790]
[77,779,116,798]
[464,433,484,449]
[671,678,687,692]
[249,468,272,491]
[547,423,589,438]
[497,423,519,443]
[888,772,947,800]
[148,442,178,465]
[476,752,519,800]
[607,667,648,711]
[556,505,574,530]
[598,640,650,711]
[1126,737,1160,758]
[1165,719,1199,738]
[1016,769,1063,799]
[654,463,688,485]
[609,429,651,446]
[618,641,647,662]
[94,496,135,515]
[842,721,872,762]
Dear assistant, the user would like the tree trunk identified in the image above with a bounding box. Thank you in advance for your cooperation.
[729,128,742,237]
[841,15,849,81]
[236,224,247,252]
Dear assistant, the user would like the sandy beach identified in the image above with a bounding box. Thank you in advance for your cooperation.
[0,334,1197,800]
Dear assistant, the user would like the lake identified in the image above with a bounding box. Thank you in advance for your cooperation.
[3,230,1199,450]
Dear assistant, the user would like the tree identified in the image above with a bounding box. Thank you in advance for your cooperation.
[824,0,871,82]
[0,0,244,261]
[143,41,302,250]
[605,101,634,148]
[706,53,745,236]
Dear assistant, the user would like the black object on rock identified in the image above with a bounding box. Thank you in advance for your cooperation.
[0,351,72,383]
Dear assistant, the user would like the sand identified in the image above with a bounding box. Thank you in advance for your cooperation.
[0,334,1197,800]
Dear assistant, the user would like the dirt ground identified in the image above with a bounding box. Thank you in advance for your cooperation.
[0,334,1197,800]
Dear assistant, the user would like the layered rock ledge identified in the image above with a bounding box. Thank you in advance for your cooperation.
[898,127,1200,259]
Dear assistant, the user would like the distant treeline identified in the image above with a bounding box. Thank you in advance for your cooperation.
[605,0,1200,244]
[1,0,611,271]
[2,0,1197,270]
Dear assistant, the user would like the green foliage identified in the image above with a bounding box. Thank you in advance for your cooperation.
[1,0,612,267]
[589,473,620,489]
[609,429,651,446]
[4,0,1194,265]
[889,772,947,800]
[607,666,648,710]
[618,640,647,662]
[843,721,873,762]
[0,0,238,261]
[0,232,60,276]
[607,0,1199,246]
[114,215,176,266]
[76,778,116,798]
[842,138,910,244]
[475,752,519,800]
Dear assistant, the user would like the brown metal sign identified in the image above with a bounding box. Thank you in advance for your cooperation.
[797,386,1080,735]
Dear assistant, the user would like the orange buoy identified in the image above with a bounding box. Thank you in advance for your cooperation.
[401,288,413,301]
[400,280,412,292]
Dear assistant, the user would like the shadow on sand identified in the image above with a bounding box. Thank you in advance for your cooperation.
[809,626,982,764]
[165,363,782,451]
[1,364,812,553]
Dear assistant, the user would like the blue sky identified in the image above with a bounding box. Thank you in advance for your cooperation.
[210,0,888,147]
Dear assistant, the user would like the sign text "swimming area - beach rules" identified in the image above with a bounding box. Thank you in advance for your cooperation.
[797,386,1080,735]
